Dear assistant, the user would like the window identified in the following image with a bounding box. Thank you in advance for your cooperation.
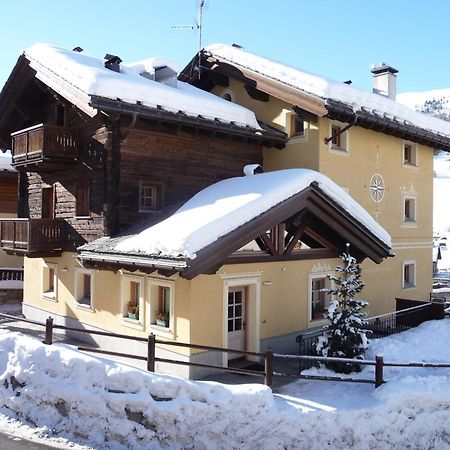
[148,279,174,329]
[42,262,57,299]
[404,197,416,222]
[403,141,418,166]
[310,276,330,321]
[139,182,162,212]
[403,262,416,289]
[121,276,144,324]
[220,89,235,102]
[329,121,348,152]
[75,269,93,308]
[289,114,305,137]
[76,185,90,217]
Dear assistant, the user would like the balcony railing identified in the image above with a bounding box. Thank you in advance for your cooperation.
[11,124,78,170]
[0,219,68,256]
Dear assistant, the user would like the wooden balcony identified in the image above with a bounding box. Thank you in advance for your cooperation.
[11,124,78,171]
[0,219,68,257]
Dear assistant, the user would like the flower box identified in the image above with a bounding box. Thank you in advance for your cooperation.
[156,319,168,327]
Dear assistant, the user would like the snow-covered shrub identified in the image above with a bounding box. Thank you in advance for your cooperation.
[315,244,369,373]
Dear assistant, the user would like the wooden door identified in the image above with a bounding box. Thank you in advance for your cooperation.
[41,186,55,219]
[227,286,246,359]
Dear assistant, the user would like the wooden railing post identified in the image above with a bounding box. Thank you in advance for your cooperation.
[43,317,53,345]
[375,355,384,388]
[264,349,273,388]
[147,333,156,372]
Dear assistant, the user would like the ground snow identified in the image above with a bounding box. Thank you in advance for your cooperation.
[0,320,449,448]
[116,169,391,259]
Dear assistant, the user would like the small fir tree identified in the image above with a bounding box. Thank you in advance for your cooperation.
[315,243,369,373]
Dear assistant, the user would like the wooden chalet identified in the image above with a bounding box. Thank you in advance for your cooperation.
[0,44,285,260]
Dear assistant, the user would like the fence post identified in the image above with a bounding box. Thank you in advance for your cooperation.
[147,333,155,372]
[43,316,53,345]
[375,355,384,388]
[264,349,273,388]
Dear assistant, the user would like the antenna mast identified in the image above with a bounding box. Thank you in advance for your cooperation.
[197,0,206,79]
[172,1,206,80]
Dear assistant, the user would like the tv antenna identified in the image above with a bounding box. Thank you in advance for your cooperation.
[172,0,206,79]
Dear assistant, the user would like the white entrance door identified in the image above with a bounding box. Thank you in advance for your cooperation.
[227,286,246,359]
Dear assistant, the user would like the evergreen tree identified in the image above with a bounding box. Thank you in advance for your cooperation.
[315,243,369,373]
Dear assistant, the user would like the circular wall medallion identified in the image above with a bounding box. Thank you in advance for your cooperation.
[369,173,385,202]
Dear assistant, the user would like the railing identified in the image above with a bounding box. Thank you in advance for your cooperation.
[0,313,449,390]
[0,268,24,281]
[0,219,67,255]
[295,301,443,371]
[11,123,78,166]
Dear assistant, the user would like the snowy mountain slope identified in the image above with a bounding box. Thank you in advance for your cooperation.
[397,88,450,121]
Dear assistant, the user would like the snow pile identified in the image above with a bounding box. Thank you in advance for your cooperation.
[1,321,450,449]
[206,44,450,138]
[24,43,260,129]
[116,169,391,259]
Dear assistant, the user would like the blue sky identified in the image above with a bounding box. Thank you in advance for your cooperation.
[1,0,449,94]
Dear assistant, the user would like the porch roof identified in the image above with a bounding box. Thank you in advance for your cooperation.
[78,168,392,279]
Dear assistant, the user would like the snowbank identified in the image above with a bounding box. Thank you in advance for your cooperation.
[116,168,391,259]
[1,320,450,448]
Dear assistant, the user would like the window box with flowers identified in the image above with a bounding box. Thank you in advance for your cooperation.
[156,311,169,327]
[128,303,139,321]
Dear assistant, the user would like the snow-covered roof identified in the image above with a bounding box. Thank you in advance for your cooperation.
[24,43,260,129]
[115,168,391,259]
[0,150,15,173]
[204,44,450,139]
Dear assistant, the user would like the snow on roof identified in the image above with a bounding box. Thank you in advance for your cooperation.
[115,168,391,259]
[24,43,260,129]
[0,150,15,172]
[205,44,450,138]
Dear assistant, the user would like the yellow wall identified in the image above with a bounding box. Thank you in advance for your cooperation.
[213,80,434,316]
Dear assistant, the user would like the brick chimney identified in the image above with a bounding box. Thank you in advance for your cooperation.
[371,63,398,100]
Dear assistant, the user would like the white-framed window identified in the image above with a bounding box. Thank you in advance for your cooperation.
[328,121,348,152]
[287,113,308,140]
[403,197,416,222]
[139,181,162,212]
[148,278,174,330]
[403,141,418,167]
[121,275,144,326]
[309,273,332,322]
[403,261,416,289]
[74,268,93,309]
[42,262,57,300]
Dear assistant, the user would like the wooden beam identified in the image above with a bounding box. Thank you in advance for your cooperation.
[245,85,269,102]
[284,222,306,255]
[224,248,338,265]
[260,232,277,256]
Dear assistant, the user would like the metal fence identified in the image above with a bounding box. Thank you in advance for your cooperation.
[295,301,444,371]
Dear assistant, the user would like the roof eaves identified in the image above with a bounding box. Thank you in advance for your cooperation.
[89,95,286,146]
[325,99,450,151]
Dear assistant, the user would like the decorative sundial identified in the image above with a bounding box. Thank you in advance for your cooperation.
[369,173,385,202]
